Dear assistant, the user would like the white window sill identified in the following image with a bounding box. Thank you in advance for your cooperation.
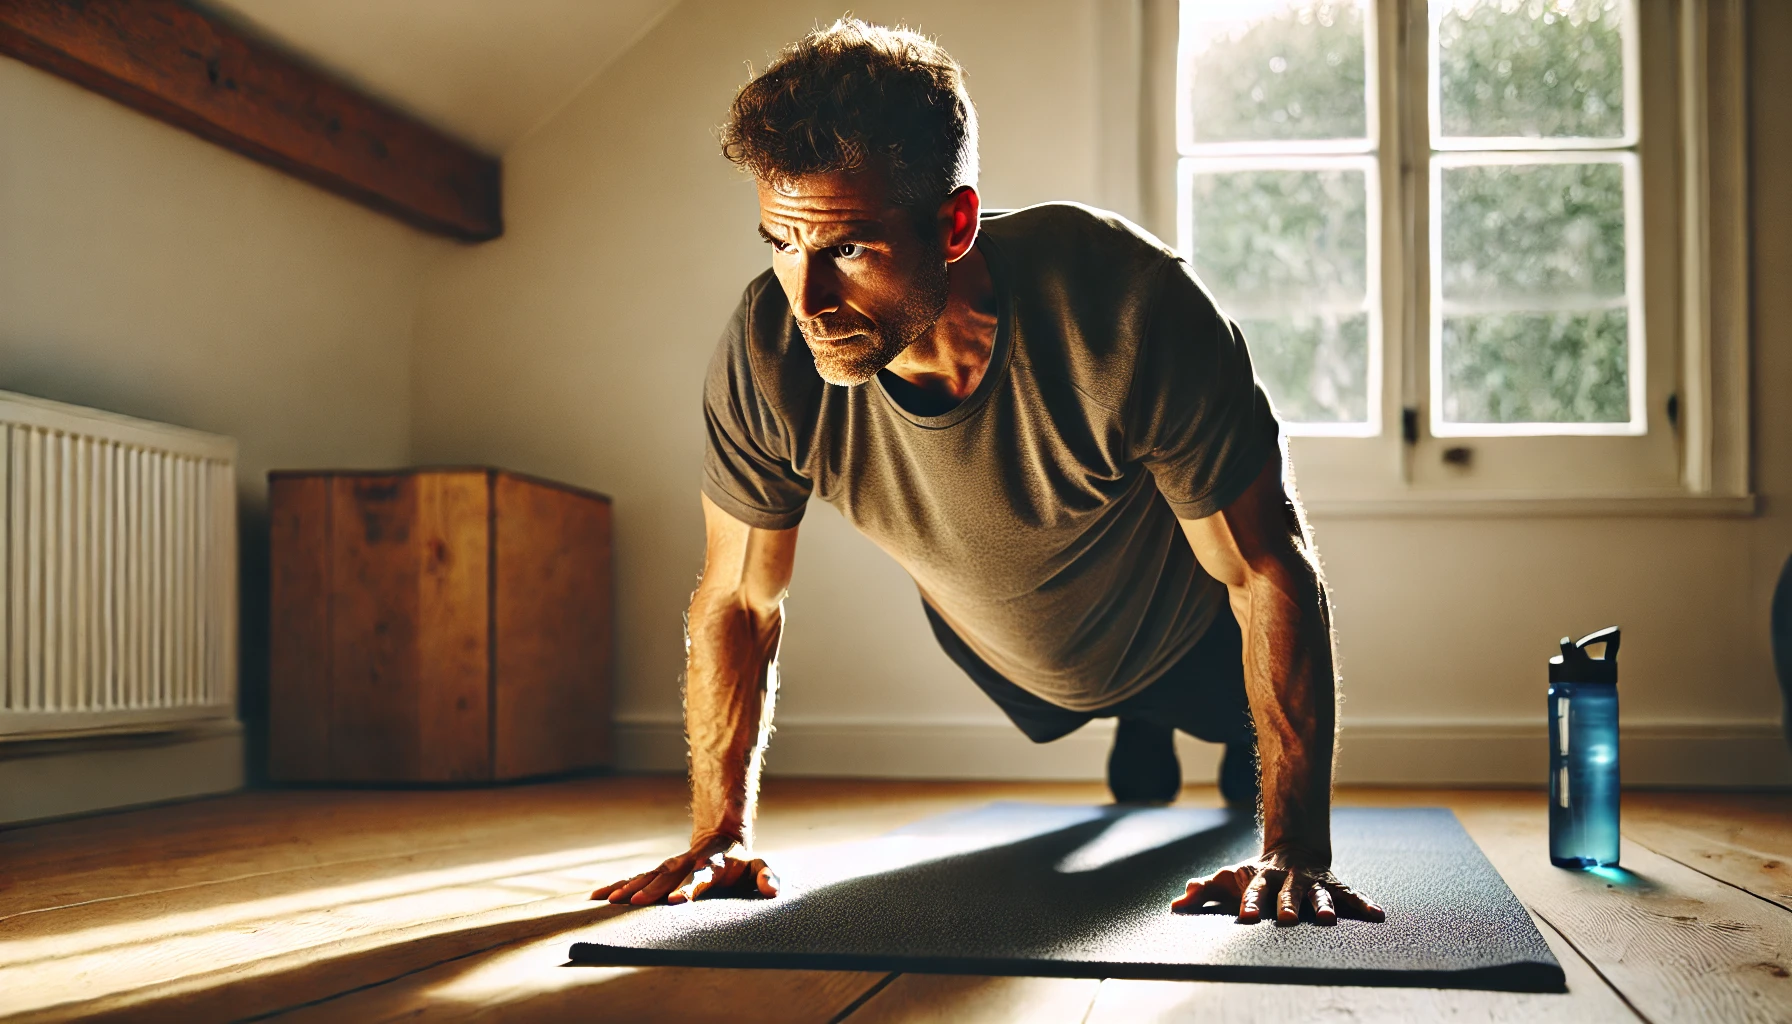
[1303,492,1759,519]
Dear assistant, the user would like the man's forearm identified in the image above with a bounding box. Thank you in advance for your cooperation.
[1231,553,1337,863]
[684,586,783,851]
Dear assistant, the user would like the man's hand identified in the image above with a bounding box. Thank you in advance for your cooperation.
[591,836,779,906]
[1171,853,1384,925]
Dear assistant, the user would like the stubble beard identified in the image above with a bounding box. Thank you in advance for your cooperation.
[799,257,951,387]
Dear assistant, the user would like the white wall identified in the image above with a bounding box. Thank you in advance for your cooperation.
[409,0,1792,787]
[0,58,442,818]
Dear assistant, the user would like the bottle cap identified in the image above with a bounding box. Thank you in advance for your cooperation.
[1549,626,1620,684]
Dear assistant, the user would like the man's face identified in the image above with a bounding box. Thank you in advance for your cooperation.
[757,170,949,386]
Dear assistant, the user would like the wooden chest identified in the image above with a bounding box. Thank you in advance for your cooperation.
[268,468,612,782]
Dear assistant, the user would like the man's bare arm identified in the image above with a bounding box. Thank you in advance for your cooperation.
[592,492,797,904]
[1171,455,1383,925]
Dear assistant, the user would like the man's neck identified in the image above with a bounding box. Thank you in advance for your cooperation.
[882,243,998,403]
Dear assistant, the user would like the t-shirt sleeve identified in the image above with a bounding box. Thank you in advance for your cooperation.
[1127,259,1283,521]
[701,291,813,530]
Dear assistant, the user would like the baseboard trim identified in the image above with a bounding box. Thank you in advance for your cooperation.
[613,716,1792,788]
[0,719,245,826]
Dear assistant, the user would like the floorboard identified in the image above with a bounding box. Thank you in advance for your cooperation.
[1,779,1786,1023]
[842,974,1101,1023]
[263,952,888,1024]
[1625,793,1792,912]
[1461,801,1792,1024]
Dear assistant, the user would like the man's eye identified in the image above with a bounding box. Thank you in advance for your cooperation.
[836,243,864,259]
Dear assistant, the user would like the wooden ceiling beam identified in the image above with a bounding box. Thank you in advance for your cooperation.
[0,0,502,241]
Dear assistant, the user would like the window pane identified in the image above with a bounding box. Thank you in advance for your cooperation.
[1186,166,1370,424]
[1440,161,1625,302]
[1240,314,1370,422]
[1435,0,1626,141]
[1436,159,1631,426]
[1183,0,1368,145]
[1441,310,1628,422]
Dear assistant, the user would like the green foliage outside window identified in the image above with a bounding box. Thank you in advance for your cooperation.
[1188,2,1368,143]
[1436,0,1625,140]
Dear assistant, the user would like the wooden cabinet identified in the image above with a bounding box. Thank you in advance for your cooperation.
[268,468,612,782]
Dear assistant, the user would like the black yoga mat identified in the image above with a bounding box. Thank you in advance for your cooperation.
[570,804,1564,992]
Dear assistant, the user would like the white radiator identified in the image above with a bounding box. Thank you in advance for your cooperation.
[0,390,237,739]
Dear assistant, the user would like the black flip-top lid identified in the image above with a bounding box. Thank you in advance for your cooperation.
[1549,626,1620,684]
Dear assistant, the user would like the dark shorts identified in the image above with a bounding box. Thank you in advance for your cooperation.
[922,602,1254,747]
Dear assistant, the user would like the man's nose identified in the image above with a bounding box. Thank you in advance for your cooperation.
[790,255,841,322]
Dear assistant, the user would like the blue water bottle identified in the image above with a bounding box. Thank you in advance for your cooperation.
[1548,627,1621,868]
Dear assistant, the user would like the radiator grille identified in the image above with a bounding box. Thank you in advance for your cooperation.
[1,393,237,738]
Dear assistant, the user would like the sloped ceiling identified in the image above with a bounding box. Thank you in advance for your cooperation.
[199,0,681,155]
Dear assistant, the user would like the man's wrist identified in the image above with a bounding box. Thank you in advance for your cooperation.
[691,824,746,855]
[1259,839,1332,871]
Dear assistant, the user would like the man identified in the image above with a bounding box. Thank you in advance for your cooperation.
[595,19,1383,927]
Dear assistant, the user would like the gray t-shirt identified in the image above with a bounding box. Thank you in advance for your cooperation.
[702,203,1280,711]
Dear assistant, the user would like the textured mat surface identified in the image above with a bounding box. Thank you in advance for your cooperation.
[570,804,1564,991]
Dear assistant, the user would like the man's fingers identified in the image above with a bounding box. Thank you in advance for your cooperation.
[631,865,693,905]
[604,871,655,904]
[754,859,780,898]
[1330,883,1387,922]
[1170,877,1209,912]
[1308,883,1337,924]
[589,878,628,901]
[1238,870,1276,923]
[1276,871,1304,925]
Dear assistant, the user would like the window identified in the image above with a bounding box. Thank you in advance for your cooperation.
[1164,0,1748,504]
[1428,0,1641,437]
[1177,1,1381,437]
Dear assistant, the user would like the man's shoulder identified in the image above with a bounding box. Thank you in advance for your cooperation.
[980,202,1178,266]
[712,268,817,415]
[980,203,1207,411]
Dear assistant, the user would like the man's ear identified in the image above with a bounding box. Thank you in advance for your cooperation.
[939,186,981,263]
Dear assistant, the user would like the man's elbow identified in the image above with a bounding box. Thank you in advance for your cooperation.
[1231,549,1321,609]
[690,580,784,633]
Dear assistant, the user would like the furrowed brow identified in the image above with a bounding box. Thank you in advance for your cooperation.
[758,220,890,249]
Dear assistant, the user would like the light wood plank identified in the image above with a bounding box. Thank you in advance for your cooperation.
[845,974,1100,1023]
[1459,803,1792,1024]
[261,930,888,1024]
[1625,792,1792,911]
[0,852,667,1022]
[1083,910,1638,1023]
[0,778,694,915]
[21,897,623,1024]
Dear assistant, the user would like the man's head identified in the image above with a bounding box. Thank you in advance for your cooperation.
[721,20,981,385]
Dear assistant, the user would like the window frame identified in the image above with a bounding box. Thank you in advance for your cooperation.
[1144,0,1753,512]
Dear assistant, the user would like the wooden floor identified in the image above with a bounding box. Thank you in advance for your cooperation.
[1,778,1789,1023]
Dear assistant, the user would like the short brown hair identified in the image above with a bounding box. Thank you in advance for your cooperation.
[721,19,979,209]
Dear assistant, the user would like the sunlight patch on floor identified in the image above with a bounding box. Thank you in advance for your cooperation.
[0,840,664,1019]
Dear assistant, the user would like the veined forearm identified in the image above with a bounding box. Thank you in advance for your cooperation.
[1233,556,1337,863]
[684,587,783,850]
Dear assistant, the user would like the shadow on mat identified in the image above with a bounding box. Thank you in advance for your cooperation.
[576,806,1259,961]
